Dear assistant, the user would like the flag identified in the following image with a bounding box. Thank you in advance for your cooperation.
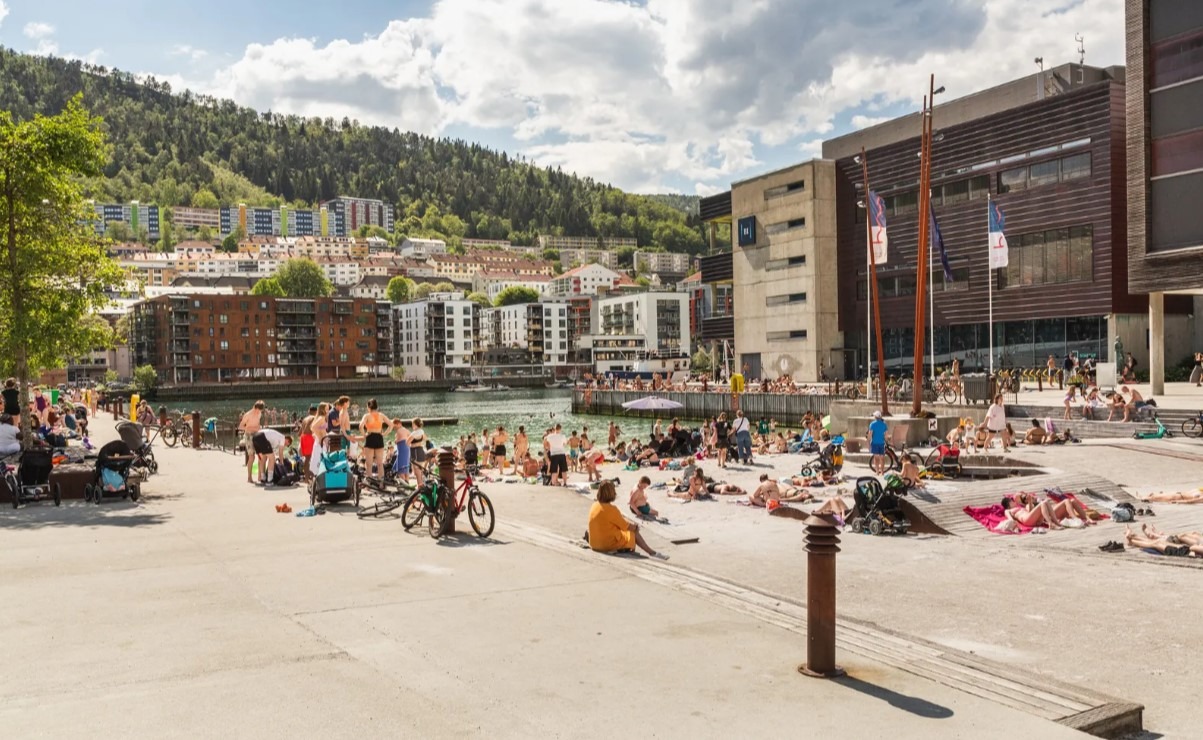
[868,190,888,264]
[988,200,1009,269]
[930,200,954,282]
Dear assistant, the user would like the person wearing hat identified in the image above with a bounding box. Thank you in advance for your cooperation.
[868,410,889,476]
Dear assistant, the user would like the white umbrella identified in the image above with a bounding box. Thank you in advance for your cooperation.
[621,396,684,411]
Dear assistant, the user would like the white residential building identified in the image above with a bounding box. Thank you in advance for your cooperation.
[548,263,622,297]
[391,293,479,381]
[480,302,571,367]
[399,238,448,259]
[538,235,635,255]
[317,259,362,287]
[472,270,552,302]
[556,247,619,270]
[582,291,691,374]
[350,275,392,300]
[634,251,693,275]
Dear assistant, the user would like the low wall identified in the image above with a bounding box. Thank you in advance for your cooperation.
[155,375,550,401]
[573,389,833,422]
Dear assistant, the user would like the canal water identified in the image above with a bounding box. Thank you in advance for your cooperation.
[163,388,642,446]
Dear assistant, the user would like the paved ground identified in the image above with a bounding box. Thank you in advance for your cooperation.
[4,406,1202,738]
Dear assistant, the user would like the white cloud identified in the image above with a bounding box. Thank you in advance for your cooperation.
[0,2,9,30]
[851,115,890,130]
[162,0,1124,191]
[170,44,208,61]
[23,21,55,39]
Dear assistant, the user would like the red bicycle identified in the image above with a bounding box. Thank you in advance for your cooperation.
[402,464,495,539]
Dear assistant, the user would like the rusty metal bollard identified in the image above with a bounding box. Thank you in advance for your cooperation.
[438,448,458,535]
[116,398,125,421]
[158,406,168,428]
[191,411,201,450]
[798,513,845,679]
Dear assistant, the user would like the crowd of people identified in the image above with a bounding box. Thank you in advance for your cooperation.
[1,379,95,456]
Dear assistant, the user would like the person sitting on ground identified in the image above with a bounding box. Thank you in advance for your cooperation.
[946,424,966,450]
[587,480,667,560]
[1106,391,1126,422]
[899,454,923,487]
[629,476,660,519]
[1023,419,1047,446]
[1123,524,1201,557]
[1001,423,1016,449]
[0,413,22,456]
[1082,387,1103,420]
[1139,491,1203,504]
[1121,386,1150,422]
[670,468,709,501]
[748,473,813,507]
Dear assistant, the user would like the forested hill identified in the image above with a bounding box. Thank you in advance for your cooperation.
[0,48,705,252]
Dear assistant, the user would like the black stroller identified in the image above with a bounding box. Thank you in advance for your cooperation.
[4,447,60,508]
[88,440,140,504]
[849,476,910,536]
[799,435,845,478]
[115,421,158,475]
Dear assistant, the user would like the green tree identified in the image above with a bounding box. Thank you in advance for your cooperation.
[132,364,159,394]
[494,285,540,307]
[196,224,214,242]
[103,369,118,385]
[191,189,220,209]
[386,275,416,304]
[691,349,713,374]
[221,225,244,252]
[412,282,434,300]
[0,96,124,447]
[276,258,332,297]
[157,217,175,251]
[250,277,285,296]
[466,291,491,307]
[635,276,652,287]
[615,245,637,269]
[542,248,560,264]
[432,281,455,293]
[105,219,133,242]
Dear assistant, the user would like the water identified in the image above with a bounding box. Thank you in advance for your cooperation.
[163,388,645,446]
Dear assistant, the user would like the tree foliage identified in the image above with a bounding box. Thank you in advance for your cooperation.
[691,349,713,374]
[386,275,415,304]
[275,258,332,298]
[0,95,124,447]
[412,283,434,300]
[250,277,285,296]
[466,291,491,307]
[0,49,708,254]
[132,364,159,394]
[494,285,541,307]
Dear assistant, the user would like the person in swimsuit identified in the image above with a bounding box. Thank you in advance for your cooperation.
[514,425,529,468]
[1124,525,1203,557]
[298,405,318,476]
[358,399,388,479]
[568,431,581,472]
[326,396,349,452]
[1002,493,1066,529]
[409,418,427,487]
[237,400,266,483]
[713,412,730,469]
[391,418,411,484]
[628,476,659,519]
[1139,491,1203,504]
[493,425,509,475]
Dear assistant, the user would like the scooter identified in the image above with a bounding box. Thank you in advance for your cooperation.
[1133,414,1173,440]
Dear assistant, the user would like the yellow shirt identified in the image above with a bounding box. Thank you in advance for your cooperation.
[588,502,636,553]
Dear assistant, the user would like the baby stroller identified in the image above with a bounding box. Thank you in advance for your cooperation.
[4,447,60,508]
[88,440,140,504]
[800,435,845,478]
[850,476,910,536]
[115,421,158,475]
[924,443,962,478]
[309,448,359,507]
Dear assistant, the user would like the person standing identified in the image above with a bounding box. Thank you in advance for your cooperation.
[1191,352,1202,387]
[408,418,428,487]
[391,418,411,485]
[250,428,289,486]
[713,412,730,468]
[867,410,888,475]
[298,405,317,477]
[514,425,529,468]
[732,410,753,465]
[493,425,509,475]
[237,400,266,483]
[983,395,1010,452]
[358,399,388,479]
[546,423,568,486]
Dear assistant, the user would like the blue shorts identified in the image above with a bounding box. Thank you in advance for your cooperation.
[870,442,886,456]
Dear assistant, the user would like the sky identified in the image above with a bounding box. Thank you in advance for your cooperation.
[0,0,1125,195]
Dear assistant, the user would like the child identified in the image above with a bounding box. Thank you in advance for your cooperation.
[629,476,658,519]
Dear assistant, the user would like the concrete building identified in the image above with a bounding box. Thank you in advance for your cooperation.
[323,196,395,237]
[427,253,488,282]
[634,251,693,277]
[171,207,220,231]
[399,238,448,259]
[725,160,840,381]
[549,264,622,297]
[580,291,690,374]
[479,302,571,368]
[350,275,392,301]
[94,201,161,240]
[219,204,327,238]
[129,294,389,384]
[1126,1,1203,393]
[555,247,619,270]
[825,62,1182,379]
[472,270,552,302]
[67,345,133,384]
[391,293,480,381]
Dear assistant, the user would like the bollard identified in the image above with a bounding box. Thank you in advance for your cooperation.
[799,513,845,679]
[1058,369,1064,391]
[437,448,458,535]
[158,406,168,429]
[191,411,201,450]
[116,398,125,421]
[1037,370,1043,392]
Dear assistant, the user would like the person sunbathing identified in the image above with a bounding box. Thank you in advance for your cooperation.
[1002,494,1066,529]
[749,474,813,507]
[1124,525,1201,557]
[629,476,660,519]
[1140,491,1203,504]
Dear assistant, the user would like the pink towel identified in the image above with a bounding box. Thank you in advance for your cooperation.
[963,503,1032,535]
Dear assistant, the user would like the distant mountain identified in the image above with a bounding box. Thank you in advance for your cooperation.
[0,48,705,253]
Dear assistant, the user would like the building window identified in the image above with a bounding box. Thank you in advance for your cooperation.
[1000,224,1093,288]
[219,314,229,324]
[766,292,808,306]
[1060,153,1091,181]
[766,255,807,271]
[999,167,1028,193]
[939,179,969,205]
[219,341,229,350]
[765,218,806,235]
[931,266,971,292]
[1029,159,1060,187]
[764,180,806,199]
[766,330,808,342]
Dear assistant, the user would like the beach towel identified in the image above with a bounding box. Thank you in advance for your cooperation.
[963,503,1031,535]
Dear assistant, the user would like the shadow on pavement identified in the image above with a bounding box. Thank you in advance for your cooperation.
[835,675,955,720]
[0,503,172,531]
[435,531,510,549]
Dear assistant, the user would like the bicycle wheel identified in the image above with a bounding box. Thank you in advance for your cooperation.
[887,449,902,473]
[1181,418,1202,438]
[162,426,178,448]
[468,490,495,538]
[941,388,957,404]
[427,493,447,539]
[401,492,427,530]
[925,448,941,469]
[358,497,402,518]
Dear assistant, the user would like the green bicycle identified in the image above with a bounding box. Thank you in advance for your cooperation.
[400,465,494,539]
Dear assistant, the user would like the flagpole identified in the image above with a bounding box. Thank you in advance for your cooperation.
[929,212,936,383]
[861,148,889,416]
[988,193,994,377]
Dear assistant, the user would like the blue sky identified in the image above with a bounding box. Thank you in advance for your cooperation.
[0,0,1125,194]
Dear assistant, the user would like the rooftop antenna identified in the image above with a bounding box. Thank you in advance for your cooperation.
[1075,34,1085,65]
[1035,57,1045,100]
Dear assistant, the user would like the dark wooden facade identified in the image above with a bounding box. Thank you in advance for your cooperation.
[833,79,1186,369]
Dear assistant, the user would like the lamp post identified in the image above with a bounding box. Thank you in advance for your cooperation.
[910,76,944,418]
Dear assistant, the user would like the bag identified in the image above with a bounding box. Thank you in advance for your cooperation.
[1110,506,1134,522]
[994,518,1020,533]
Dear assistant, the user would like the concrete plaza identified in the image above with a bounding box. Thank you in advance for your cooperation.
[3,400,1201,738]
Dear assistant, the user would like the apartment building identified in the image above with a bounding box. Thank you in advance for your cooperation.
[324,196,395,236]
[316,259,362,287]
[350,275,392,301]
[94,201,161,240]
[479,302,571,367]
[555,247,619,270]
[129,294,389,384]
[548,264,622,297]
[634,251,693,276]
[291,236,358,259]
[461,238,514,250]
[399,238,448,259]
[428,253,488,281]
[391,293,480,381]
[579,291,690,374]
[472,270,552,302]
[1126,1,1203,392]
[538,235,635,254]
[171,207,220,231]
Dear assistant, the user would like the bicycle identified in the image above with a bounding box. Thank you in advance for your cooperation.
[145,422,179,449]
[354,461,416,518]
[401,464,495,539]
[1180,411,1203,439]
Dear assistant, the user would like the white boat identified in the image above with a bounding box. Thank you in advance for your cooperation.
[453,381,511,393]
